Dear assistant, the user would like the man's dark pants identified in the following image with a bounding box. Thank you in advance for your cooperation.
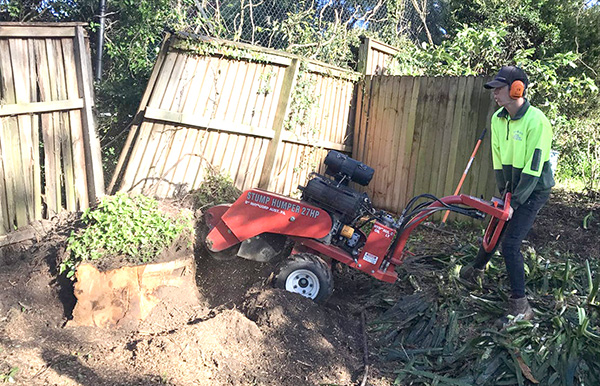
[472,190,550,298]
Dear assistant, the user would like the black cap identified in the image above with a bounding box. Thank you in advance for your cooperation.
[484,66,529,89]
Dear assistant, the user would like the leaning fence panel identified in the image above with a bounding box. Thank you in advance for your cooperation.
[111,34,359,199]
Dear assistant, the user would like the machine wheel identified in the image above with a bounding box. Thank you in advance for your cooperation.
[273,253,333,303]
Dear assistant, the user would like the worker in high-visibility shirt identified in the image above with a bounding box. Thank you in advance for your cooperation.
[461,66,555,327]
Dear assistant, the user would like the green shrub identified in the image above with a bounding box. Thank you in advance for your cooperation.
[191,169,242,209]
[60,193,193,278]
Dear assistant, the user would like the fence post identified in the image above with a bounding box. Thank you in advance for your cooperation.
[357,36,371,75]
[258,58,300,191]
[74,25,104,203]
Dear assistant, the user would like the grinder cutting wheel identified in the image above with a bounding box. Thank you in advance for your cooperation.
[202,150,512,302]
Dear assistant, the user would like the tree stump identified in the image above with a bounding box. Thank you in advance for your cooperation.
[70,256,199,328]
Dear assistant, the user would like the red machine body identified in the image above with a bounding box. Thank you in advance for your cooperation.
[204,186,512,284]
[205,189,332,252]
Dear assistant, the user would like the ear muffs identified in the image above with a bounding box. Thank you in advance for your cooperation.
[510,80,525,99]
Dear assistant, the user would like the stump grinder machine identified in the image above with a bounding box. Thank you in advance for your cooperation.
[202,151,511,302]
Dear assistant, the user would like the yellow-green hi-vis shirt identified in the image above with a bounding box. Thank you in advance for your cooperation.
[491,100,555,209]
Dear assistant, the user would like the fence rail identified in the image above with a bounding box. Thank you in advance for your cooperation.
[0,22,104,237]
[110,33,359,198]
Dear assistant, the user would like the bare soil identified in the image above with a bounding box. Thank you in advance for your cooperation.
[0,189,597,385]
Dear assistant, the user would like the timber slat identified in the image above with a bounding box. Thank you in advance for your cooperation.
[1,40,28,228]
[61,37,89,210]
[10,38,36,223]
[45,38,64,214]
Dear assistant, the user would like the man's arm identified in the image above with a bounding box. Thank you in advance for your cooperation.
[510,114,552,208]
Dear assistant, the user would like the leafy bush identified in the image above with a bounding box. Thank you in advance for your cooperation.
[60,193,193,278]
[191,169,242,209]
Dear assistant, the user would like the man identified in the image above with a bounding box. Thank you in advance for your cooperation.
[460,66,555,327]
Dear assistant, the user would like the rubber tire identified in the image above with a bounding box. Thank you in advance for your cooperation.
[273,253,333,303]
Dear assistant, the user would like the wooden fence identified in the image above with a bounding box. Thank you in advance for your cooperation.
[0,23,104,237]
[353,75,498,215]
[110,33,360,198]
[357,37,400,75]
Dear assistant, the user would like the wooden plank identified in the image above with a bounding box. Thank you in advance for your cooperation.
[214,59,241,119]
[27,39,42,221]
[251,138,269,188]
[399,77,422,208]
[152,55,199,197]
[232,60,258,125]
[426,79,450,200]
[229,134,247,188]
[52,38,77,211]
[452,77,476,198]
[441,77,468,202]
[337,80,352,145]
[1,39,29,227]
[9,38,35,223]
[261,65,286,132]
[305,61,361,81]
[45,38,65,213]
[171,56,214,193]
[0,118,10,234]
[382,76,403,210]
[249,63,271,129]
[33,39,57,215]
[0,98,84,116]
[234,135,254,189]
[0,26,76,37]
[357,37,372,74]
[118,51,179,192]
[353,77,370,162]
[189,130,210,190]
[74,26,104,201]
[108,33,172,193]
[137,53,188,194]
[61,37,89,210]
[163,56,204,197]
[382,76,401,209]
[390,76,412,212]
[463,77,485,196]
[373,76,396,206]
[258,58,300,190]
[172,35,293,67]
[330,78,345,144]
[435,77,459,196]
[144,106,276,139]
[365,76,383,202]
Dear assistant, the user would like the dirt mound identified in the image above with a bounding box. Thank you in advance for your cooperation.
[0,208,366,386]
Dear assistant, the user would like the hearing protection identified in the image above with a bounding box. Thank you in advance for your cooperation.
[510,80,525,99]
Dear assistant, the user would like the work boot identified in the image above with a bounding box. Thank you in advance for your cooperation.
[458,265,485,288]
[495,296,534,329]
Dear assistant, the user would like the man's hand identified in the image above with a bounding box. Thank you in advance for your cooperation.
[507,205,514,220]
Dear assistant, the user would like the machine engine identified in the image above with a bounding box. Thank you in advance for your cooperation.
[299,151,379,255]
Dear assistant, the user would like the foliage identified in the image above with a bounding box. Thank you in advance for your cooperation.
[191,169,242,209]
[60,193,193,278]
[0,366,18,383]
[376,242,600,385]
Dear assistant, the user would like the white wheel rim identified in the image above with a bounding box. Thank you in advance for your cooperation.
[285,269,320,299]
